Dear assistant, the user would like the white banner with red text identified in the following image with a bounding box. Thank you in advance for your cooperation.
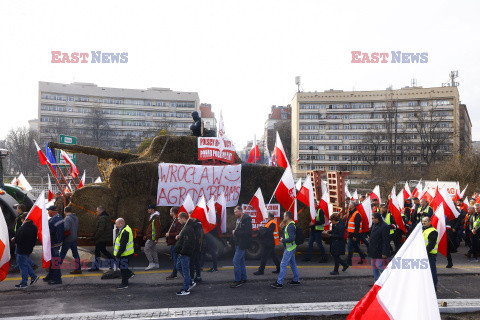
[198,137,236,163]
[242,203,281,230]
[157,163,241,207]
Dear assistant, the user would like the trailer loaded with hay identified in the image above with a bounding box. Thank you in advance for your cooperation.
[49,135,313,259]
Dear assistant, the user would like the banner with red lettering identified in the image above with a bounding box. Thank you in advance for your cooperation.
[198,137,236,163]
[157,163,241,207]
[242,204,280,230]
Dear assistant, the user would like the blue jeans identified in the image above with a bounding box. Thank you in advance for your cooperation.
[176,255,191,291]
[17,254,37,286]
[60,241,81,271]
[47,247,62,281]
[14,246,35,269]
[347,237,366,262]
[370,258,387,282]
[277,248,299,284]
[233,246,246,282]
[428,254,437,290]
[170,245,178,276]
[455,225,464,248]
[307,230,327,260]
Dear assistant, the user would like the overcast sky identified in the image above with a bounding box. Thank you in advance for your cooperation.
[0,0,479,150]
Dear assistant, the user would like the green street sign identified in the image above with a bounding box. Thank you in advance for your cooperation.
[59,135,77,165]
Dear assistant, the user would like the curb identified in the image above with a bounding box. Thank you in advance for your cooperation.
[3,299,480,320]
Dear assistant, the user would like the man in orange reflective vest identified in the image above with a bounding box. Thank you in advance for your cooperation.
[346,202,366,266]
[254,212,280,275]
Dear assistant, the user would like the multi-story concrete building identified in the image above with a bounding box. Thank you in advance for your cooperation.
[264,105,291,152]
[38,81,200,150]
[291,86,471,177]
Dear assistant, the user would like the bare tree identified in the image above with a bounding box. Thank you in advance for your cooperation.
[5,127,41,175]
[87,106,110,148]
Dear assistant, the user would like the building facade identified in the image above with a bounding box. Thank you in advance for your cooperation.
[291,86,471,177]
[199,103,217,132]
[38,82,200,150]
[264,105,291,152]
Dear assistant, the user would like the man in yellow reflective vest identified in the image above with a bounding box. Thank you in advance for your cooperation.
[114,218,135,289]
[305,202,328,263]
[422,216,438,291]
[271,211,300,289]
[254,212,280,275]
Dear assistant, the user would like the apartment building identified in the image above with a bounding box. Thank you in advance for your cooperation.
[38,81,200,150]
[291,86,471,177]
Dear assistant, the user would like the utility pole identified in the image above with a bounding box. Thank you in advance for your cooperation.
[442,71,459,87]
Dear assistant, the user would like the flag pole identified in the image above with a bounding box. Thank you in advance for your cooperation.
[61,164,78,190]
[46,163,66,198]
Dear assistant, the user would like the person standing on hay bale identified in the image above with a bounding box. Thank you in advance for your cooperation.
[114,218,135,289]
[190,111,203,137]
[166,207,183,280]
[143,204,161,271]
[88,205,115,271]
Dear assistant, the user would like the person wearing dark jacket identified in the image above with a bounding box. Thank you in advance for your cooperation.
[305,205,328,263]
[230,206,252,288]
[189,218,205,283]
[327,213,349,275]
[271,211,300,288]
[368,212,391,281]
[44,205,64,285]
[113,218,135,289]
[454,200,467,250]
[346,202,366,265]
[423,216,438,291]
[174,212,196,295]
[88,205,115,271]
[12,204,36,273]
[166,207,183,280]
[60,207,82,274]
[254,212,280,275]
[13,218,39,288]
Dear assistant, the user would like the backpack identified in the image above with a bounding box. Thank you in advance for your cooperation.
[294,224,305,245]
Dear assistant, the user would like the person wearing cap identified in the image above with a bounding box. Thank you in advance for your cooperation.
[60,207,82,274]
[143,204,161,271]
[44,205,64,285]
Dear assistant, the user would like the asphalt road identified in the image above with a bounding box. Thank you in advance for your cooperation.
[1,243,479,318]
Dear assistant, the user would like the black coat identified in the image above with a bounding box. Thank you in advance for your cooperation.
[174,219,196,257]
[15,220,38,255]
[368,220,391,259]
[329,221,346,256]
[233,214,252,250]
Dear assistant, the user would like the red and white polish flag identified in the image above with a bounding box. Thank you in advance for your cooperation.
[191,196,215,234]
[345,183,352,200]
[348,224,440,320]
[78,170,86,188]
[25,193,51,268]
[370,185,381,204]
[34,140,48,165]
[206,197,218,228]
[249,188,268,223]
[403,181,412,200]
[430,186,459,221]
[388,187,406,233]
[179,193,195,216]
[273,166,297,220]
[412,179,422,198]
[215,192,227,234]
[459,184,468,199]
[0,207,11,282]
[431,203,447,257]
[247,135,261,163]
[357,196,373,232]
[320,180,330,231]
[297,174,316,223]
[60,150,79,178]
[351,189,358,201]
[274,131,290,169]
[47,174,54,201]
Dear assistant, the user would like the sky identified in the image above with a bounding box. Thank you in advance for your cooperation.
[0,0,479,150]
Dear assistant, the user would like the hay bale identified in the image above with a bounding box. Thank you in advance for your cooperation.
[139,135,199,164]
[70,183,117,237]
[238,164,285,204]
[116,195,171,236]
[109,161,158,198]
